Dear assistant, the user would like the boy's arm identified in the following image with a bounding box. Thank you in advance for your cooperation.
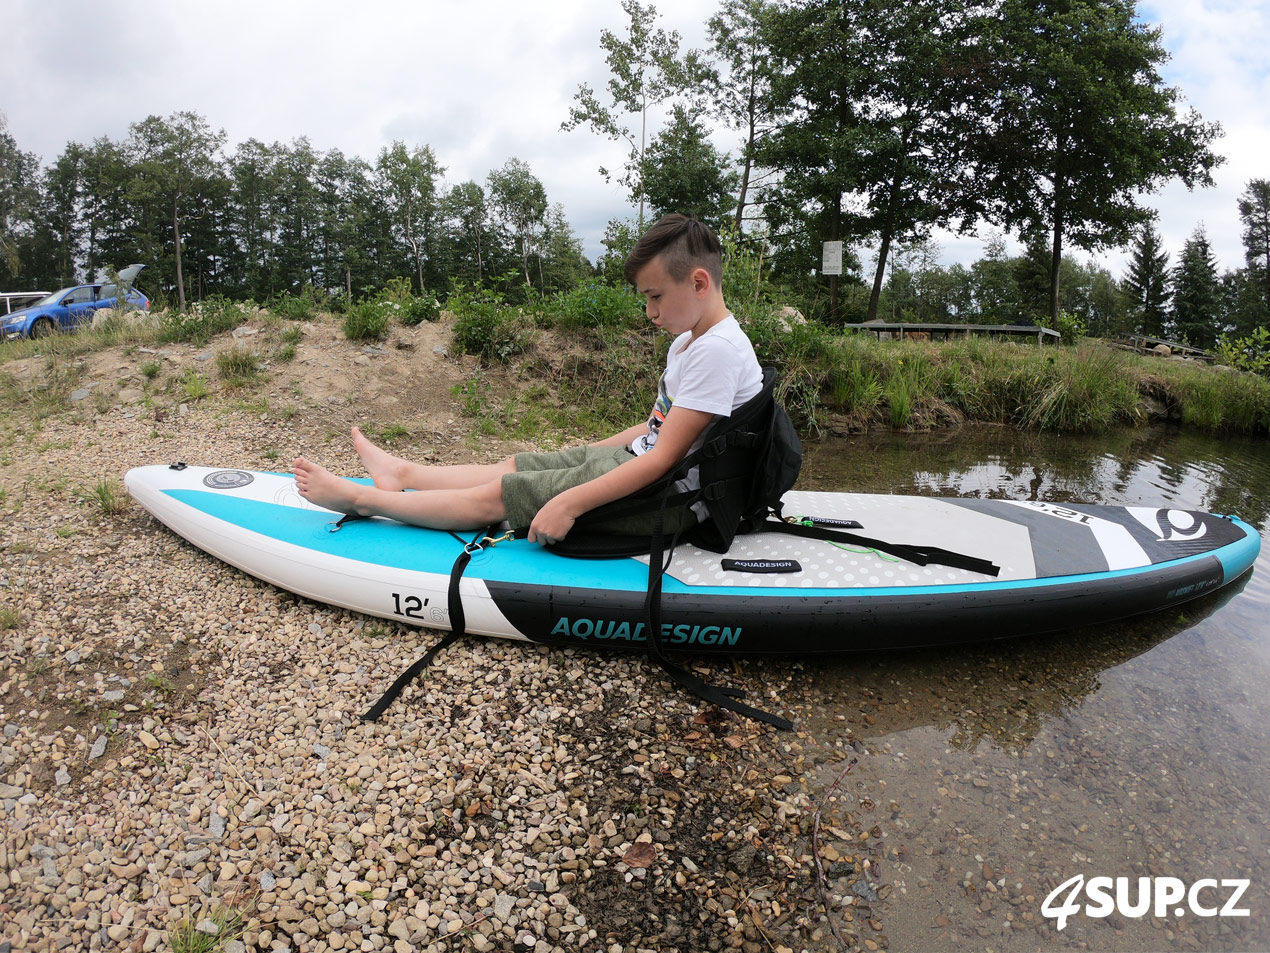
[527,405,713,545]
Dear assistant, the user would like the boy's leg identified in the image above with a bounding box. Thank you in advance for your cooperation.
[353,427,516,491]
[294,456,507,529]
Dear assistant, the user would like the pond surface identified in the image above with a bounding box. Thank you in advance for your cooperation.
[793,426,1269,952]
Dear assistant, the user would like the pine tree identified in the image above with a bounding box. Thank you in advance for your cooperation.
[1123,225,1171,337]
[1236,178,1270,327]
[1171,227,1223,348]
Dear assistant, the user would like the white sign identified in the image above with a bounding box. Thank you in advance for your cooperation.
[821,241,843,276]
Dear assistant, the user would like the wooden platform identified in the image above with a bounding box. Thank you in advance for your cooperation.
[1111,334,1213,362]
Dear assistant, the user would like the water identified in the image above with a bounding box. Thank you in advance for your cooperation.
[793,427,1270,952]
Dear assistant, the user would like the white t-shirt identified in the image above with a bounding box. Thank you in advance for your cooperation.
[630,315,763,503]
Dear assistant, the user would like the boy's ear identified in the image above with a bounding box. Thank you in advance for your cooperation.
[691,266,712,296]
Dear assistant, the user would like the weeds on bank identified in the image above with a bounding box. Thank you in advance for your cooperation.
[216,347,263,386]
[160,296,249,345]
[175,368,210,402]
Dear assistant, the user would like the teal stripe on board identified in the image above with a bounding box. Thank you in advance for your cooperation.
[164,490,1259,600]
[164,489,657,590]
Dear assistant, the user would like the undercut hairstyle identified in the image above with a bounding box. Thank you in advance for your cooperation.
[624,214,723,289]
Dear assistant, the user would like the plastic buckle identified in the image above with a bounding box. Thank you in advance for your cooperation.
[703,435,729,459]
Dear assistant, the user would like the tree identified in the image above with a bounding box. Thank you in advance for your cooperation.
[754,1,866,319]
[640,104,738,230]
[561,0,688,224]
[0,114,39,283]
[444,181,490,284]
[487,158,548,288]
[1122,224,1171,337]
[758,0,985,322]
[125,111,227,310]
[538,204,591,293]
[313,149,375,298]
[968,0,1224,325]
[1171,226,1223,347]
[26,145,87,288]
[376,142,444,294]
[1237,178,1270,325]
[969,233,1022,321]
[704,0,780,230]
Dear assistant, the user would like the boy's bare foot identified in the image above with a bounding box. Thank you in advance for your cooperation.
[352,427,409,492]
[293,457,366,514]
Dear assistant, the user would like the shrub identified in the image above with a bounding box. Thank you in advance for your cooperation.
[343,300,390,341]
[541,280,643,331]
[399,295,442,326]
[266,286,323,322]
[1054,309,1087,345]
[449,286,533,362]
[380,276,414,301]
[159,296,247,345]
[1216,326,1270,376]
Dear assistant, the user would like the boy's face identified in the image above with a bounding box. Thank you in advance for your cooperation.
[633,256,708,337]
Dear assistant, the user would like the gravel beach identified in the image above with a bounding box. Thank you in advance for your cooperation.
[0,318,882,952]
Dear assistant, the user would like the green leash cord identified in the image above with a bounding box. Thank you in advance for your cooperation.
[790,516,901,563]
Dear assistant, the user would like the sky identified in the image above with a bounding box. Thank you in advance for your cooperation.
[3,0,1267,280]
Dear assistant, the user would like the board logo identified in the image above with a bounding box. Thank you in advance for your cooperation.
[1041,874,1251,931]
[203,470,254,490]
[1128,508,1207,543]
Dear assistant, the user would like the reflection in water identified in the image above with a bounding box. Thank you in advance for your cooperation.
[795,574,1250,753]
[802,427,1270,530]
[793,426,1269,952]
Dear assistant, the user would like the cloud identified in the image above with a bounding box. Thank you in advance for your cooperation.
[2,0,1263,272]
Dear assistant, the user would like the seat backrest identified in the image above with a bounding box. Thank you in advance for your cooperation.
[556,366,800,557]
[689,366,801,552]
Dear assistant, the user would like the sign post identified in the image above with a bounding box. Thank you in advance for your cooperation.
[822,241,843,276]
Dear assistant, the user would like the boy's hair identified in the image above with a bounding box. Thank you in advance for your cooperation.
[625,214,723,289]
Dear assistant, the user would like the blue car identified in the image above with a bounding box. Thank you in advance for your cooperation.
[2,264,149,340]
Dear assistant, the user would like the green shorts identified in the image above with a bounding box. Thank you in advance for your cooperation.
[502,445,699,537]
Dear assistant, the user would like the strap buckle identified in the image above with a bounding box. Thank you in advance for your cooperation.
[466,529,514,554]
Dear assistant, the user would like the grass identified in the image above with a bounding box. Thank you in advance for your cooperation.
[378,424,411,443]
[216,347,263,385]
[167,903,249,953]
[2,292,1266,439]
[178,368,211,402]
[84,478,129,516]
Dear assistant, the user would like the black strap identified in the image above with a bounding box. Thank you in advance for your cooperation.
[749,519,1001,577]
[641,495,795,732]
[361,525,494,722]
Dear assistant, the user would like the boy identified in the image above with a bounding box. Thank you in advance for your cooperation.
[293,214,762,546]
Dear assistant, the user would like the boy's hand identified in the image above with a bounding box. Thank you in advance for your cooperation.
[527,493,577,547]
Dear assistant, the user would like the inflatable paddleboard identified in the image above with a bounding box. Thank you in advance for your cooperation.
[125,465,1260,655]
